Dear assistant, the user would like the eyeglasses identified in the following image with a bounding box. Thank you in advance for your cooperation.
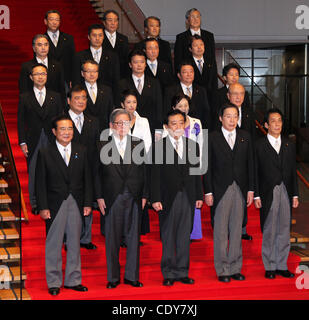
[113,121,131,127]
[32,72,47,76]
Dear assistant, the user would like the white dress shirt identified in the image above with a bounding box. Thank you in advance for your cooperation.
[222,127,236,149]
[193,56,204,73]
[190,28,201,36]
[105,30,116,48]
[36,56,48,67]
[69,109,84,134]
[180,82,193,97]
[56,141,71,166]
[85,81,97,104]
[113,134,128,159]
[33,86,46,106]
[132,74,145,92]
[168,135,183,159]
[47,30,59,45]
[267,133,281,154]
[90,46,102,63]
[147,59,158,76]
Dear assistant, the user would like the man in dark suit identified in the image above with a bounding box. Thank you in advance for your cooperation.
[213,63,251,127]
[115,49,163,137]
[44,9,75,89]
[174,8,217,76]
[18,63,63,214]
[151,109,203,286]
[254,108,298,279]
[188,35,218,108]
[96,109,148,289]
[19,34,65,101]
[102,9,130,78]
[66,85,100,250]
[204,103,254,283]
[144,38,174,95]
[81,60,114,132]
[72,24,120,94]
[164,61,211,129]
[35,115,92,295]
[135,16,172,69]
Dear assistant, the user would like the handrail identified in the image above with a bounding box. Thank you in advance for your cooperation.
[0,103,28,222]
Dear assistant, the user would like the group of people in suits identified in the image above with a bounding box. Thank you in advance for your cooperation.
[17,7,299,295]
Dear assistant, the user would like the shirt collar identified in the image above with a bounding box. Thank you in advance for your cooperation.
[56,140,71,152]
[190,28,201,36]
[267,133,281,145]
[221,126,236,139]
[33,86,46,95]
[68,109,84,121]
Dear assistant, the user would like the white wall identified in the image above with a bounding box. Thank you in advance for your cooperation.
[135,0,309,43]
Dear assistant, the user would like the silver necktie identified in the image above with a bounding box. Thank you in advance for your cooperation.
[90,86,96,103]
[197,59,203,74]
[137,79,142,95]
[274,140,280,154]
[75,115,82,133]
[52,33,58,46]
[38,91,44,106]
[228,132,234,150]
[118,140,125,159]
[63,148,70,166]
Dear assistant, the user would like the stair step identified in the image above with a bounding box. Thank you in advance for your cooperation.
[0,179,8,188]
[7,266,27,281]
[0,288,31,300]
[0,194,12,204]
[291,248,309,262]
[290,231,309,244]
[0,246,20,260]
[0,226,19,240]
[0,209,18,222]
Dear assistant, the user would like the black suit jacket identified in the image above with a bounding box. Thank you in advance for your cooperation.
[45,31,75,83]
[82,81,114,132]
[254,136,298,230]
[19,57,66,101]
[35,142,93,233]
[150,136,203,215]
[116,75,163,133]
[135,38,173,69]
[17,89,63,158]
[145,60,175,95]
[189,56,218,107]
[164,82,211,129]
[203,129,254,222]
[174,29,217,73]
[73,47,120,93]
[96,135,148,212]
[103,31,130,78]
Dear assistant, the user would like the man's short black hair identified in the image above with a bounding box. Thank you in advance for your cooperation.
[222,63,240,77]
[164,109,186,125]
[144,16,161,29]
[88,23,104,35]
[218,103,240,118]
[177,60,194,74]
[67,84,87,99]
[120,89,137,104]
[144,37,159,49]
[264,108,284,124]
[102,9,119,21]
[45,9,61,20]
[128,49,147,62]
[52,115,73,130]
[189,34,204,48]
[31,63,48,74]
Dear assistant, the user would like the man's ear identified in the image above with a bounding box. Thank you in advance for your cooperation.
[264,122,269,130]
[52,128,56,137]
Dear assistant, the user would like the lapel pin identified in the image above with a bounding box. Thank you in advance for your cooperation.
[73,153,79,159]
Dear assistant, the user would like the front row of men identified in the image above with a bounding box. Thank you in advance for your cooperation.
[34,104,298,296]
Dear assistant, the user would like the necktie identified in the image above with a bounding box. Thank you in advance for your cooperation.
[94,50,100,63]
[109,34,115,48]
[175,140,179,154]
[38,91,44,106]
[75,115,82,133]
[137,79,142,95]
[274,140,280,154]
[197,59,203,74]
[150,63,156,75]
[186,87,192,98]
[90,86,96,103]
[52,33,58,46]
[118,140,125,159]
[63,148,70,166]
[227,132,234,150]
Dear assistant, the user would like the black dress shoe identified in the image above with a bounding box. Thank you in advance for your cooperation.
[218,276,230,283]
[242,233,253,240]
[107,280,120,289]
[276,269,295,278]
[265,271,276,279]
[175,277,195,284]
[231,273,245,281]
[64,284,88,292]
[80,242,97,249]
[31,206,39,215]
[124,278,143,287]
[163,278,175,286]
[120,241,127,248]
[48,287,60,295]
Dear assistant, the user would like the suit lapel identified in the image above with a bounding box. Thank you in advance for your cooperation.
[29,90,45,118]
[264,136,282,168]
[218,130,234,156]
[50,143,70,183]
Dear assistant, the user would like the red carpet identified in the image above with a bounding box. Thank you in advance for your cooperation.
[1,0,309,300]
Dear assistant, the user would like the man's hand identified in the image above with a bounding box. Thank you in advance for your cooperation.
[293,197,299,208]
[97,198,106,216]
[20,144,28,157]
[247,191,254,207]
[152,202,163,212]
[83,207,92,216]
[254,199,262,209]
[142,198,147,210]
[196,200,203,208]
[39,209,51,220]
[205,194,213,207]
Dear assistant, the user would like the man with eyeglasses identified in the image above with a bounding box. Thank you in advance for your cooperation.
[35,114,92,296]
[81,60,114,132]
[73,24,120,95]
[96,108,148,289]
[204,103,254,283]
[19,34,65,102]
[174,8,217,76]
[44,10,76,91]
[18,63,63,215]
